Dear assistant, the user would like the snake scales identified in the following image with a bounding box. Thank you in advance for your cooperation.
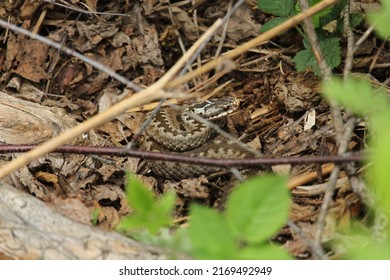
[144,97,255,180]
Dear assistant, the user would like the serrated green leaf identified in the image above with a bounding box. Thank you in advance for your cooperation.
[117,215,150,232]
[157,191,176,219]
[133,227,192,258]
[293,49,317,73]
[125,175,154,212]
[368,0,390,38]
[261,17,288,33]
[293,0,338,28]
[310,0,336,28]
[294,35,341,75]
[189,204,236,259]
[225,175,290,244]
[319,36,341,69]
[257,0,295,17]
[117,175,175,234]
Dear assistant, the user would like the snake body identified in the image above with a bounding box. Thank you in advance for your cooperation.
[145,97,253,180]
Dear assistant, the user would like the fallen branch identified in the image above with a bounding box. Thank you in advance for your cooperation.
[0,182,175,260]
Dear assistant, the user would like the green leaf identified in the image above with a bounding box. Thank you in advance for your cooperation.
[310,0,336,28]
[368,0,390,38]
[293,49,317,73]
[337,13,364,33]
[341,234,390,260]
[90,208,100,225]
[133,227,192,258]
[321,77,390,116]
[225,175,290,244]
[322,77,390,230]
[318,0,347,27]
[257,0,295,17]
[189,205,237,259]
[261,17,288,33]
[349,14,364,29]
[117,175,175,234]
[125,175,154,212]
[293,35,341,75]
[319,36,341,68]
[369,128,390,222]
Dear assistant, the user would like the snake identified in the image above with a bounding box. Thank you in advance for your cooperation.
[144,97,255,180]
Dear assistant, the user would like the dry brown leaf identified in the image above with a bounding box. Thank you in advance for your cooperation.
[274,74,321,113]
[96,206,121,230]
[5,34,51,82]
[91,184,129,215]
[163,177,210,199]
[75,22,118,52]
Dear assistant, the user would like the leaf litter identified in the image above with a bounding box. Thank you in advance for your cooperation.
[0,0,381,258]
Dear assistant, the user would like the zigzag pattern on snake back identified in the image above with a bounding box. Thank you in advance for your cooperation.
[144,97,256,180]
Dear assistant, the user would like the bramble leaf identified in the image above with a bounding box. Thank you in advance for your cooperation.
[257,0,295,17]
[225,175,290,244]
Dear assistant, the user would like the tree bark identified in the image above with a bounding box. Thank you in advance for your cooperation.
[0,182,170,259]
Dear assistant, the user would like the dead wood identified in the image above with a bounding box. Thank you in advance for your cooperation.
[0,182,170,259]
[0,91,81,145]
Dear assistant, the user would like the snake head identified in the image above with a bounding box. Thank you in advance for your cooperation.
[185,97,240,120]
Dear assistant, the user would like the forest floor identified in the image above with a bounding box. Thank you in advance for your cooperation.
[0,0,387,259]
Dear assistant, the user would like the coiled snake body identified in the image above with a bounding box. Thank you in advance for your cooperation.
[145,97,254,180]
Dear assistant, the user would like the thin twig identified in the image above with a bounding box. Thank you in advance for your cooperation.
[313,117,357,257]
[0,144,364,167]
[42,0,130,17]
[343,0,354,76]
[353,25,374,53]
[178,0,246,77]
[341,0,363,200]
[213,0,234,59]
[299,0,332,78]
[286,220,327,259]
